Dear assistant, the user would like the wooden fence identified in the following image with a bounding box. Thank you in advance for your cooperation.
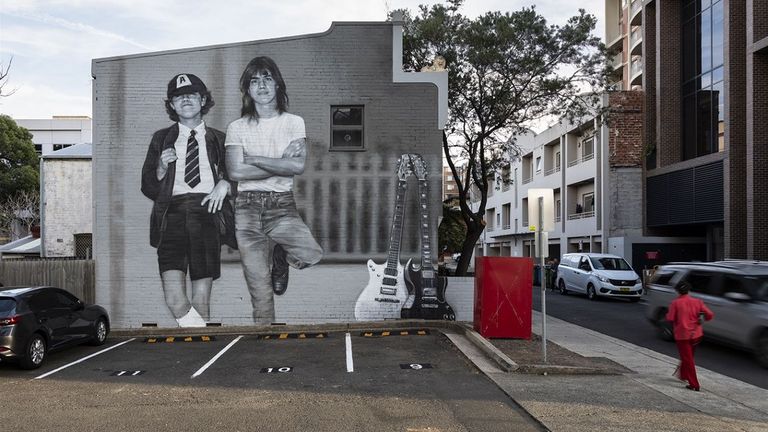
[0,259,95,303]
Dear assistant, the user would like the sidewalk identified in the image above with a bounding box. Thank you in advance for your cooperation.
[453,312,768,432]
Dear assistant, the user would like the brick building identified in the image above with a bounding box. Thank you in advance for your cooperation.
[642,0,768,260]
[91,18,449,327]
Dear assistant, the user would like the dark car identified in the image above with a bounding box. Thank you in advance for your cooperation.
[0,286,109,369]
[645,261,768,368]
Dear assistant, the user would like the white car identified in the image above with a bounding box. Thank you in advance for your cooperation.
[556,253,643,301]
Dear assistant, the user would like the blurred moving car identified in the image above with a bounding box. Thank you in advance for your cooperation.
[0,286,109,369]
[645,261,768,368]
[556,253,643,301]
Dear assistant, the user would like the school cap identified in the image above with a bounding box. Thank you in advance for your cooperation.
[167,73,208,99]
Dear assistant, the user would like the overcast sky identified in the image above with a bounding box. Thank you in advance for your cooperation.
[0,0,604,119]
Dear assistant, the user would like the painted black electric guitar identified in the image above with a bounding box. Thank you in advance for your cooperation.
[401,154,455,321]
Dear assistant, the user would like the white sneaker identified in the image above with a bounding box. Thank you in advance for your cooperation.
[176,307,207,327]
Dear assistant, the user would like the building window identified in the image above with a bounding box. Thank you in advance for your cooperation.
[52,144,74,151]
[446,184,454,190]
[535,156,542,173]
[330,106,364,150]
[582,137,594,159]
[583,192,595,213]
[555,151,561,169]
[681,0,724,160]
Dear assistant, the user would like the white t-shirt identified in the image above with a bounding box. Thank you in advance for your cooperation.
[225,113,305,192]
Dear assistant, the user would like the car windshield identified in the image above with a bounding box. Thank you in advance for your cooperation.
[0,298,16,317]
[590,257,632,271]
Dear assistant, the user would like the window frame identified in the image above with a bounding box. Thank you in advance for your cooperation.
[330,105,365,152]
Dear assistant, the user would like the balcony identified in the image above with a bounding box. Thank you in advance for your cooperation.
[544,165,561,176]
[567,210,595,221]
[630,26,642,56]
[630,0,642,26]
[567,152,594,168]
[522,176,533,185]
[630,57,643,86]
[502,224,511,230]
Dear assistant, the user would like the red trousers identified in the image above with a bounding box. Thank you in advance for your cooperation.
[675,337,702,389]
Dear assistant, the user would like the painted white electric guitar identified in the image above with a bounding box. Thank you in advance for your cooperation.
[354,155,413,321]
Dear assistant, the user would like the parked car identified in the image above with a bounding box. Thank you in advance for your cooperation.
[645,261,768,368]
[556,253,643,301]
[0,286,109,369]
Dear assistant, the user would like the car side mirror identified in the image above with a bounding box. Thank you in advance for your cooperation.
[724,292,751,302]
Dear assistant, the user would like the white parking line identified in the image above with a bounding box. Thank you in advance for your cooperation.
[191,335,243,378]
[345,332,354,373]
[34,338,136,380]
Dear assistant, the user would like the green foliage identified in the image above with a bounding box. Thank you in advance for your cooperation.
[0,114,38,199]
[438,199,466,253]
[395,1,607,274]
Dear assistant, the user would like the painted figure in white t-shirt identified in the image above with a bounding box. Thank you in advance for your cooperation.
[225,56,323,324]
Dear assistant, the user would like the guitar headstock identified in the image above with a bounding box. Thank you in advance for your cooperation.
[409,154,428,180]
[396,155,414,181]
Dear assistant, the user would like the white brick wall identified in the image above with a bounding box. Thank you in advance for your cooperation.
[42,159,92,257]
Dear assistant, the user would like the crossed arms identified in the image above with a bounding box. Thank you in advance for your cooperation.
[226,138,306,182]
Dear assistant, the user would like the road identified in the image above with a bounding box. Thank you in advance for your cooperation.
[532,286,768,390]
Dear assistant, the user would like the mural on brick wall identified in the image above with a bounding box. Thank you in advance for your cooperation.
[94,22,461,328]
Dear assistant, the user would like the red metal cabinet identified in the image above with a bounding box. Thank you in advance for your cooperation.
[474,257,533,339]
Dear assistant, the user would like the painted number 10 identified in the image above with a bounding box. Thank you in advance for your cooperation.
[261,367,293,373]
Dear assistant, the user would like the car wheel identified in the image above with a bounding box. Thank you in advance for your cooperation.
[558,280,568,295]
[587,284,597,301]
[90,317,109,346]
[656,310,674,342]
[20,333,46,370]
[755,331,768,368]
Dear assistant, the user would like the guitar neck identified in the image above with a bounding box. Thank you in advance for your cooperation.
[417,178,433,272]
[385,178,408,271]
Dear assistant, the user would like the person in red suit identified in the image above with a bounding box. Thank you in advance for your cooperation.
[666,281,714,391]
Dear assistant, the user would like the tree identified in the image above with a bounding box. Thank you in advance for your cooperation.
[438,198,466,255]
[0,57,17,98]
[397,1,607,275]
[0,114,39,199]
[0,189,40,241]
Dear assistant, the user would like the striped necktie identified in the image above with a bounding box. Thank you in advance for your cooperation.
[184,129,201,188]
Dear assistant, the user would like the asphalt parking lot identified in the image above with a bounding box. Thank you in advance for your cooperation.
[0,330,543,432]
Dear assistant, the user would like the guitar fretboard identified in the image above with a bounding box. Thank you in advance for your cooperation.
[415,164,438,299]
[381,178,408,295]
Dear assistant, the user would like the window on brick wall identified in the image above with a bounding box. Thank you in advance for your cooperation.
[330,106,364,151]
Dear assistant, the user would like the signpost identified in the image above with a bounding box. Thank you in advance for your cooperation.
[527,189,554,363]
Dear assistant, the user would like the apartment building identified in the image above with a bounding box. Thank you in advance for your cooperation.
[15,116,92,155]
[642,0,767,260]
[475,92,707,268]
[442,164,460,201]
[606,0,645,91]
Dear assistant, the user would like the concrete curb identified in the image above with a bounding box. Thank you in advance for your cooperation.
[110,320,519,372]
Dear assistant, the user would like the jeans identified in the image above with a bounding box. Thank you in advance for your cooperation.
[234,191,323,324]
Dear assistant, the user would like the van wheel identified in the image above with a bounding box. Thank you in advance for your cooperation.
[755,330,768,368]
[20,334,46,370]
[558,280,568,295]
[587,284,597,301]
[656,310,674,342]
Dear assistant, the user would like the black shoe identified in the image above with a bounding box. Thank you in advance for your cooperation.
[685,385,700,391]
[271,244,289,295]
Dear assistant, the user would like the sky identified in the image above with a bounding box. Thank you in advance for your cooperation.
[0,0,604,119]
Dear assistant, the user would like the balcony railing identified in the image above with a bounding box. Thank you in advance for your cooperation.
[502,224,511,230]
[630,26,642,48]
[631,58,643,77]
[522,176,533,185]
[544,165,561,176]
[566,152,595,167]
[522,220,529,227]
[555,215,561,223]
[630,0,642,18]
[567,210,595,220]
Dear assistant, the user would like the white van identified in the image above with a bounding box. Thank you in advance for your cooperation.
[556,253,643,301]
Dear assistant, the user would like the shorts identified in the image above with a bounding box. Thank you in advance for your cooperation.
[157,193,221,280]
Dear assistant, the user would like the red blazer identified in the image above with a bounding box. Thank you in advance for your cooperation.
[666,294,714,341]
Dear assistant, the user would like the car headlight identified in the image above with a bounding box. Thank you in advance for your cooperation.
[636,278,642,284]
[598,275,609,282]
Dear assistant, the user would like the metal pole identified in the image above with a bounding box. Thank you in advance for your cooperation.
[539,196,547,363]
